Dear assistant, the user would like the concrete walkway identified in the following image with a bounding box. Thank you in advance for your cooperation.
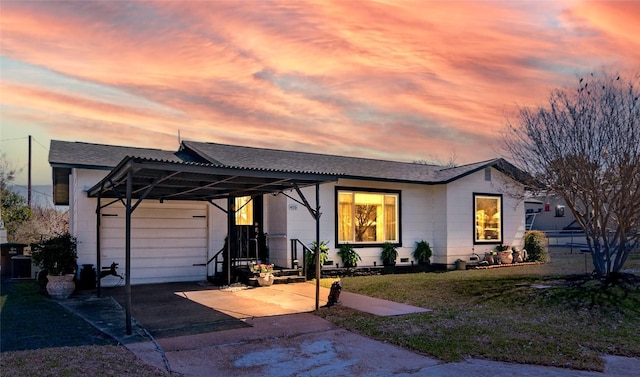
[60,282,640,377]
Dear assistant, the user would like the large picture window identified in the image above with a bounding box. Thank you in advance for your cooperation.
[337,189,399,244]
[474,194,502,243]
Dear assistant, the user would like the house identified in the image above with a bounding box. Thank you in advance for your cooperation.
[49,139,528,287]
[525,194,586,248]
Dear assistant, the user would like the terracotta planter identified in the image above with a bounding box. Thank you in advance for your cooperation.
[499,251,513,264]
[46,274,75,299]
[257,273,274,286]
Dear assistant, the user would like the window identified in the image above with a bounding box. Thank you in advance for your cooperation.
[474,194,502,243]
[337,189,399,244]
[235,196,253,225]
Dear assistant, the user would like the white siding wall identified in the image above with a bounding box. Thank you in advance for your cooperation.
[207,199,227,276]
[264,193,288,267]
[430,185,448,264]
[282,179,441,268]
[444,168,525,266]
[281,184,334,268]
[72,169,108,270]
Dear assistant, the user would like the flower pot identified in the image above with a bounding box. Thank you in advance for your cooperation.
[498,251,513,264]
[484,253,495,265]
[257,273,274,286]
[46,274,75,299]
[513,251,523,263]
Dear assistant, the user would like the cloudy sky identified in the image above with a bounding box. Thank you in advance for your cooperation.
[1,0,639,187]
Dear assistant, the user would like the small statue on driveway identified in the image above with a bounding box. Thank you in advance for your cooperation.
[327,280,342,306]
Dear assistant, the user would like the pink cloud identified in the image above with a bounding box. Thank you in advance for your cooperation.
[1,0,639,167]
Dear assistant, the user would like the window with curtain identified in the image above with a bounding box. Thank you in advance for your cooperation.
[474,194,502,243]
[337,189,399,244]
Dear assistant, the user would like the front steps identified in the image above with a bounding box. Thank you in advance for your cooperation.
[247,268,306,287]
[208,267,306,287]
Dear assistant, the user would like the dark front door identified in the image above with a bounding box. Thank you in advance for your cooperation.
[233,196,265,263]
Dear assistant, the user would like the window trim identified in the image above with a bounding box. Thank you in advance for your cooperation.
[473,193,503,244]
[335,186,402,248]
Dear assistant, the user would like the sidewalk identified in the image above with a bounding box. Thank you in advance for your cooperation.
[60,282,640,377]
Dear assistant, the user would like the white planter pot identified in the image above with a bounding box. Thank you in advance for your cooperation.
[46,274,75,299]
[257,273,274,287]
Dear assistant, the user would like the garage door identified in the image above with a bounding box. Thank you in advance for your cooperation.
[99,201,208,285]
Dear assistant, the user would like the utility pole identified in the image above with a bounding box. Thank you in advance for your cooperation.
[28,135,32,208]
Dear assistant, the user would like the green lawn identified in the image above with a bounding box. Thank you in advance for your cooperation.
[0,280,115,351]
[316,247,640,372]
[0,281,166,377]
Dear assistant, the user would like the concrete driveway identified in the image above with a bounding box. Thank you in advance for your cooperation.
[62,282,640,377]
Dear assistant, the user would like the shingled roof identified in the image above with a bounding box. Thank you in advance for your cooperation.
[49,139,520,185]
[49,140,183,169]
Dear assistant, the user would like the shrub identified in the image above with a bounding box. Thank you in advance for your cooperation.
[381,242,399,266]
[307,240,329,267]
[337,243,361,267]
[413,240,432,264]
[524,230,548,262]
[31,232,78,275]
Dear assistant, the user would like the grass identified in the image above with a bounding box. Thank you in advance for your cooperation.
[0,281,114,351]
[2,247,638,374]
[315,247,640,372]
[0,280,168,376]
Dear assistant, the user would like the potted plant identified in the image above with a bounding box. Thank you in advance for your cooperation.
[307,241,329,267]
[495,244,513,264]
[511,245,523,263]
[484,250,497,265]
[337,243,361,268]
[306,241,330,278]
[412,240,432,266]
[380,242,398,266]
[251,263,274,286]
[31,233,78,299]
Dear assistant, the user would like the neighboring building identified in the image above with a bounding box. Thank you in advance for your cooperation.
[525,194,586,248]
[49,140,528,286]
[525,195,578,232]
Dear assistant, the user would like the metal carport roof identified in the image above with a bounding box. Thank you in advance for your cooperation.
[87,156,339,335]
[86,156,339,201]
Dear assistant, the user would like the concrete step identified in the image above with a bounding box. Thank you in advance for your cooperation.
[247,274,306,287]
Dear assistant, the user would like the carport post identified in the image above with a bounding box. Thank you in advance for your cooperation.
[315,183,320,311]
[125,170,132,335]
[226,197,233,286]
[96,192,102,298]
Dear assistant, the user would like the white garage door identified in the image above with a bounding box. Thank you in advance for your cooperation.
[99,201,208,285]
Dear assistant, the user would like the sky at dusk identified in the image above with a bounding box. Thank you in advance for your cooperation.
[1,0,639,189]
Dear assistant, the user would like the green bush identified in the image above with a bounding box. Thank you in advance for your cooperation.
[413,240,432,264]
[524,230,548,262]
[381,242,398,266]
[307,240,329,267]
[338,243,361,267]
[31,232,78,275]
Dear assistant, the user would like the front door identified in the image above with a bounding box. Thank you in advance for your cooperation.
[234,196,265,263]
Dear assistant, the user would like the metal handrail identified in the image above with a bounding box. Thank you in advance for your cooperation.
[291,238,314,275]
[205,244,226,276]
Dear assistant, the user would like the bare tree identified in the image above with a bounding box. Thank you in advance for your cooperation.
[503,71,640,278]
[14,206,69,245]
[414,151,459,168]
